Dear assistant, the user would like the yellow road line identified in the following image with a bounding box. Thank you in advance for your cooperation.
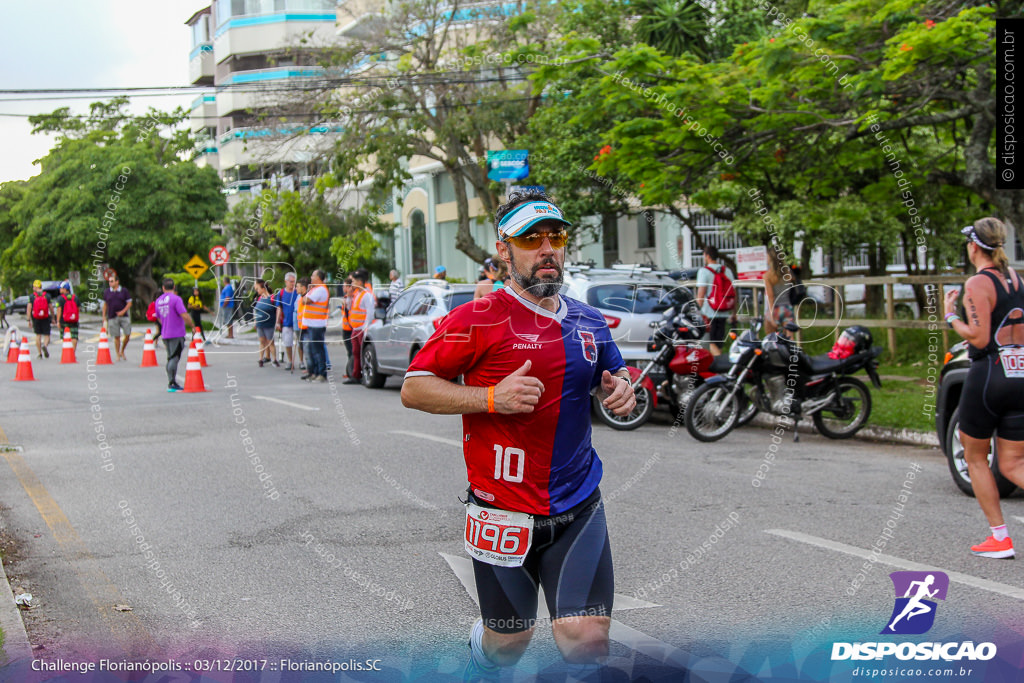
[1,450,156,656]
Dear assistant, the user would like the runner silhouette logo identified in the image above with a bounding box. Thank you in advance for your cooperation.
[881,571,949,635]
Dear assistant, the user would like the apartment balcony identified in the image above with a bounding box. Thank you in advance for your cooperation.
[213,10,337,64]
[189,44,215,85]
[216,67,326,117]
[189,95,217,133]
[217,124,341,170]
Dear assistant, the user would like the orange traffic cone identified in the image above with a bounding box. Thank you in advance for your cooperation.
[194,327,208,367]
[60,327,76,364]
[95,327,113,365]
[182,339,207,393]
[140,329,159,367]
[14,337,35,381]
[5,332,18,364]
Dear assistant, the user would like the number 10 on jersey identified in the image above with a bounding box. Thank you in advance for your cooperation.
[494,445,525,483]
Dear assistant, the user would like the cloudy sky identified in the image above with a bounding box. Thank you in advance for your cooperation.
[0,1,204,183]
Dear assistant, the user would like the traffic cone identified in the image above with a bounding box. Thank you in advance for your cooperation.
[14,337,34,381]
[194,327,208,367]
[140,329,158,367]
[5,332,18,364]
[182,339,207,393]
[95,327,113,365]
[60,327,76,364]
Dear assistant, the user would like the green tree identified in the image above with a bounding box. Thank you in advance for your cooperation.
[1,98,226,310]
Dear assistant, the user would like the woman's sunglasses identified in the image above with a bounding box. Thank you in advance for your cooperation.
[504,230,569,250]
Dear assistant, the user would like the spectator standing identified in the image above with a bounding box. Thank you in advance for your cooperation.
[695,245,736,356]
[220,279,236,339]
[154,278,193,392]
[340,277,354,378]
[252,279,278,367]
[300,270,329,382]
[188,287,210,340]
[344,268,372,385]
[28,280,52,358]
[388,269,403,308]
[295,277,309,372]
[434,265,447,281]
[763,249,796,337]
[0,293,8,329]
[55,281,81,353]
[102,275,133,361]
[275,272,299,371]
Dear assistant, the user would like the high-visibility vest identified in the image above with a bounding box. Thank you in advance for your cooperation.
[296,296,307,330]
[349,290,368,329]
[303,284,329,322]
[340,299,352,331]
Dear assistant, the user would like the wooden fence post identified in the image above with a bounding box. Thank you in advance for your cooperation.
[886,282,896,357]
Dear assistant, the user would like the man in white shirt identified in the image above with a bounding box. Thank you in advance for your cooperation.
[387,269,403,309]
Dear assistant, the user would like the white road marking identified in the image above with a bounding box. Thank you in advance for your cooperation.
[251,395,320,411]
[391,430,462,448]
[766,529,1024,600]
[440,552,738,676]
[1014,516,1024,526]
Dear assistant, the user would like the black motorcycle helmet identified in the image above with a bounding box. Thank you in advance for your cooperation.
[843,325,873,353]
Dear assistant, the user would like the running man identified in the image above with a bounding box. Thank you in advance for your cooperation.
[887,575,938,632]
[402,190,635,680]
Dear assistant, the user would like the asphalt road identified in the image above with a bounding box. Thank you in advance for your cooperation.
[1,323,1022,680]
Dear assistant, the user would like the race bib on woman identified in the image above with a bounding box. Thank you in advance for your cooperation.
[999,346,1024,378]
[465,503,533,567]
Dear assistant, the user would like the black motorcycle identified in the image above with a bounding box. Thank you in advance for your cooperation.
[684,324,883,442]
[595,292,758,430]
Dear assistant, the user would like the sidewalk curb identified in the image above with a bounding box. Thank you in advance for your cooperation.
[0,520,34,672]
[748,413,940,448]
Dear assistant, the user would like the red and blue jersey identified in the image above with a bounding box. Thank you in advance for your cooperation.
[406,287,625,515]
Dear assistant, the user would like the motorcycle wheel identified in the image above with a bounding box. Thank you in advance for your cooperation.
[593,383,654,431]
[813,377,871,439]
[684,382,739,442]
[945,407,1017,498]
[736,391,759,427]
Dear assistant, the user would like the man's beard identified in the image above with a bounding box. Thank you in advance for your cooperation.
[508,251,563,298]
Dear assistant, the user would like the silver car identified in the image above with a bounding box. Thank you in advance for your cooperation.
[361,280,477,387]
[561,270,695,362]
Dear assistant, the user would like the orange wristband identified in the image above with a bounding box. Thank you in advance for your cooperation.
[487,386,495,413]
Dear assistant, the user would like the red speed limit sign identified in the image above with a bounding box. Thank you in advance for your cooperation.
[208,245,230,267]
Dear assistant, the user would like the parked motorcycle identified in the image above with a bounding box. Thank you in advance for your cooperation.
[594,298,757,430]
[684,324,883,442]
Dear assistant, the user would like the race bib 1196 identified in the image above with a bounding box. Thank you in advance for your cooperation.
[465,503,533,568]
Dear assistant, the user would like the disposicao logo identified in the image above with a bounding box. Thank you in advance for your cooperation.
[831,571,997,662]
[882,571,948,635]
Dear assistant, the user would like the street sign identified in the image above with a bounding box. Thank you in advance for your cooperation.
[735,246,768,280]
[184,255,209,279]
[209,245,230,267]
[487,150,529,182]
[102,267,116,281]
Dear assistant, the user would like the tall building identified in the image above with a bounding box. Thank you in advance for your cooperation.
[186,1,339,200]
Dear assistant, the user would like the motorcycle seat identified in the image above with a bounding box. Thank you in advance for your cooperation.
[709,355,732,373]
[806,354,845,374]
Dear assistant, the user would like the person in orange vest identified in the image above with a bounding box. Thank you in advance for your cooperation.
[344,268,372,385]
[340,276,354,378]
[299,269,330,382]
[295,277,309,373]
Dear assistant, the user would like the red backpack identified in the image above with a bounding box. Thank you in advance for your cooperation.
[32,293,49,319]
[61,294,79,322]
[705,265,736,311]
